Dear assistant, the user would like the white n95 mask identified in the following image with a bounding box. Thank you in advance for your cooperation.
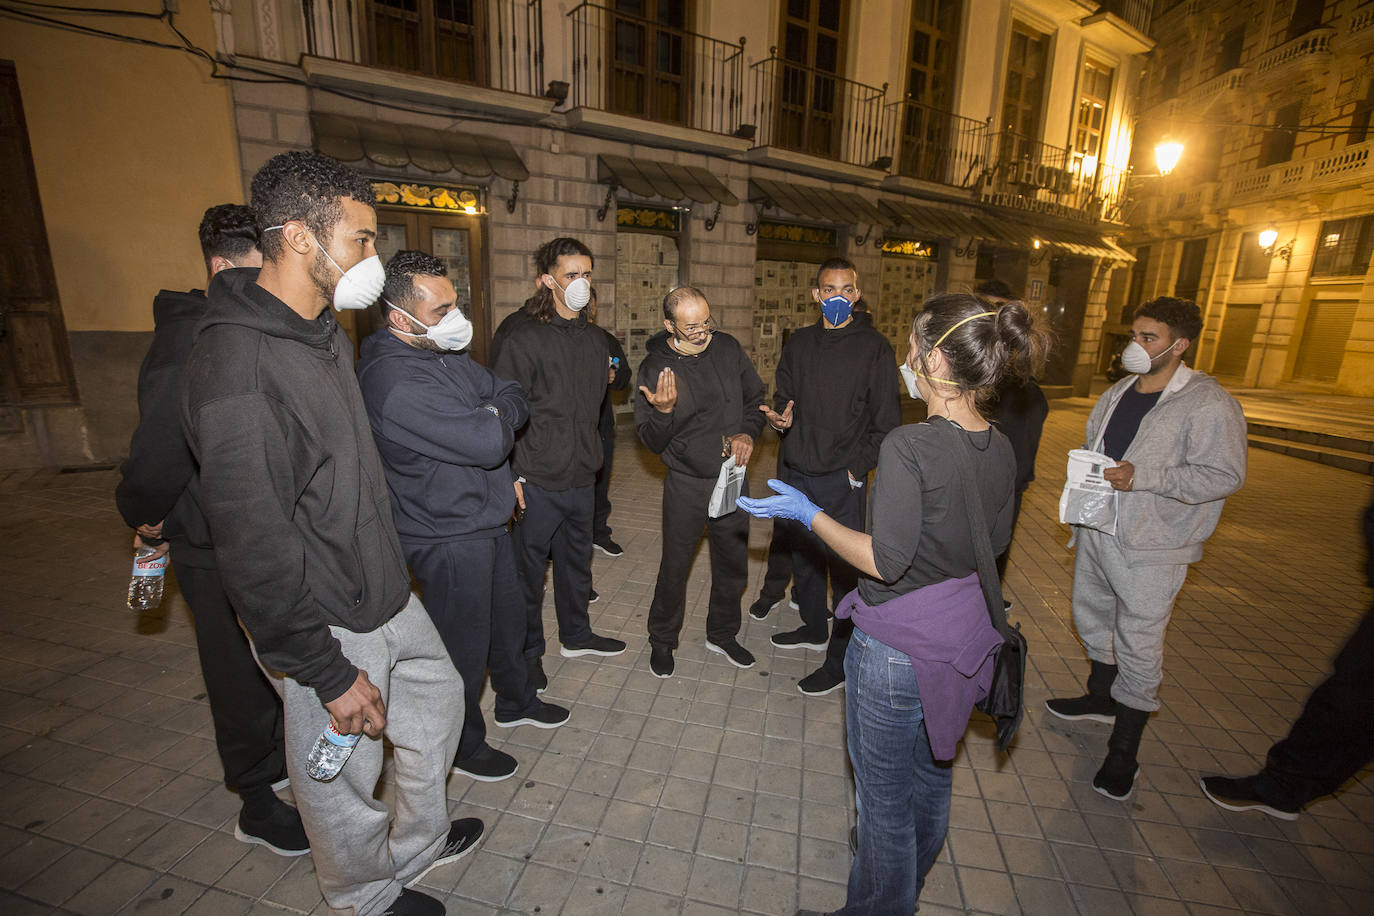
[385,299,473,351]
[554,276,592,312]
[1121,339,1175,375]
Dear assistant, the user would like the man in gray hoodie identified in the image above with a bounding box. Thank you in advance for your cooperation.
[1047,297,1246,801]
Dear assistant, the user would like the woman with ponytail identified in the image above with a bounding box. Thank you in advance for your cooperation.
[739,292,1050,915]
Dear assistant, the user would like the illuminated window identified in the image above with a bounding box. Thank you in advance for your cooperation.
[1073,60,1113,180]
[1311,215,1374,277]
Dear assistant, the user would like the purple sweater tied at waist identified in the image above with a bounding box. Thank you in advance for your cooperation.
[836,574,1002,759]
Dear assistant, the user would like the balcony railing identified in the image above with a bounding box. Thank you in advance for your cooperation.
[883,99,987,189]
[1187,66,1247,105]
[751,52,887,167]
[982,131,1126,223]
[306,0,545,96]
[1224,138,1374,204]
[1252,26,1334,86]
[567,3,744,134]
[1095,0,1154,35]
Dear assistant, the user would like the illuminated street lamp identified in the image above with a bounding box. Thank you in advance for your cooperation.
[1154,141,1184,176]
[1258,227,1294,262]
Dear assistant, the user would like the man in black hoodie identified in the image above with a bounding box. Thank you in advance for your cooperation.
[493,237,627,673]
[635,286,766,677]
[765,259,901,697]
[116,204,307,856]
[182,152,480,916]
[357,250,569,785]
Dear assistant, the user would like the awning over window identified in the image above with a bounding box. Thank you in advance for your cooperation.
[748,178,882,225]
[974,210,1136,263]
[878,198,989,240]
[311,113,530,182]
[597,155,739,206]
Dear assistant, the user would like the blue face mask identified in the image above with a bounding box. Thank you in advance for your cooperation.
[820,294,853,327]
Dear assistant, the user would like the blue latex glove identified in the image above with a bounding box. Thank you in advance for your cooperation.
[736,479,821,529]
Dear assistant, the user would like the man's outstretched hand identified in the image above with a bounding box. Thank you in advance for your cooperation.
[760,400,794,431]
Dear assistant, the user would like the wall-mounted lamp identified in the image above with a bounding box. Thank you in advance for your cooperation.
[1258,227,1294,263]
[1154,141,1184,176]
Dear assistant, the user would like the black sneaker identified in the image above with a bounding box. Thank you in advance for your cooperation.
[650,645,675,678]
[1092,750,1139,801]
[234,799,310,856]
[406,817,485,887]
[1045,693,1117,724]
[452,745,519,782]
[749,595,781,620]
[495,699,570,729]
[1003,599,1013,613]
[1200,775,1300,821]
[561,634,626,657]
[589,587,600,603]
[797,668,844,696]
[1049,694,1115,725]
[770,626,827,651]
[706,638,756,669]
[593,537,624,557]
[527,656,548,694]
[384,888,445,916]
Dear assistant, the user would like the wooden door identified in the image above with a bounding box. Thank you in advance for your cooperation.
[355,208,489,365]
[0,60,77,423]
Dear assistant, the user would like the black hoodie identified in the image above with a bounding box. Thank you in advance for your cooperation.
[491,308,609,490]
[634,330,766,477]
[180,269,411,704]
[116,289,215,567]
[773,317,902,478]
[356,328,529,542]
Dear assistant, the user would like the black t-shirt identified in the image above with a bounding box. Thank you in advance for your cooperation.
[859,419,1016,606]
[1101,385,1162,460]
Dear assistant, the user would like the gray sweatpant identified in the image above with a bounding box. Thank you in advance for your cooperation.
[263,593,463,915]
[1071,528,1188,712]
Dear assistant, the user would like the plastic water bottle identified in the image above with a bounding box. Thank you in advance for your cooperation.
[307,721,360,781]
[127,543,169,611]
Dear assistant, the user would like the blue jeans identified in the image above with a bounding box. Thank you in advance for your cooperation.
[838,626,952,915]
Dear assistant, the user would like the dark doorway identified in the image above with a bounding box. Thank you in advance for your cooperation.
[1174,237,1208,303]
[0,60,78,425]
[1041,255,1093,388]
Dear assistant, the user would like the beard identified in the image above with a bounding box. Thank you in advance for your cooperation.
[309,248,340,309]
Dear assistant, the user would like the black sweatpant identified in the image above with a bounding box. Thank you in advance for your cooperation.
[784,466,866,677]
[1255,605,1374,809]
[515,481,596,651]
[647,469,750,650]
[757,445,795,603]
[404,532,536,761]
[172,560,285,794]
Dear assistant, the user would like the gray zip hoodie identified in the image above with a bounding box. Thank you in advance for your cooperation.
[1084,365,1247,566]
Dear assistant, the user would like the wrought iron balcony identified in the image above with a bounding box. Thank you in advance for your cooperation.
[308,0,546,96]
[567,2,745,135]
[1094,0,1154,36]
[750,52,887,167]
[882,99,986,189]
[982,132,1125,224]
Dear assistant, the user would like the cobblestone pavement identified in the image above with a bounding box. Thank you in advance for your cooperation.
[1,401,1372,915]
